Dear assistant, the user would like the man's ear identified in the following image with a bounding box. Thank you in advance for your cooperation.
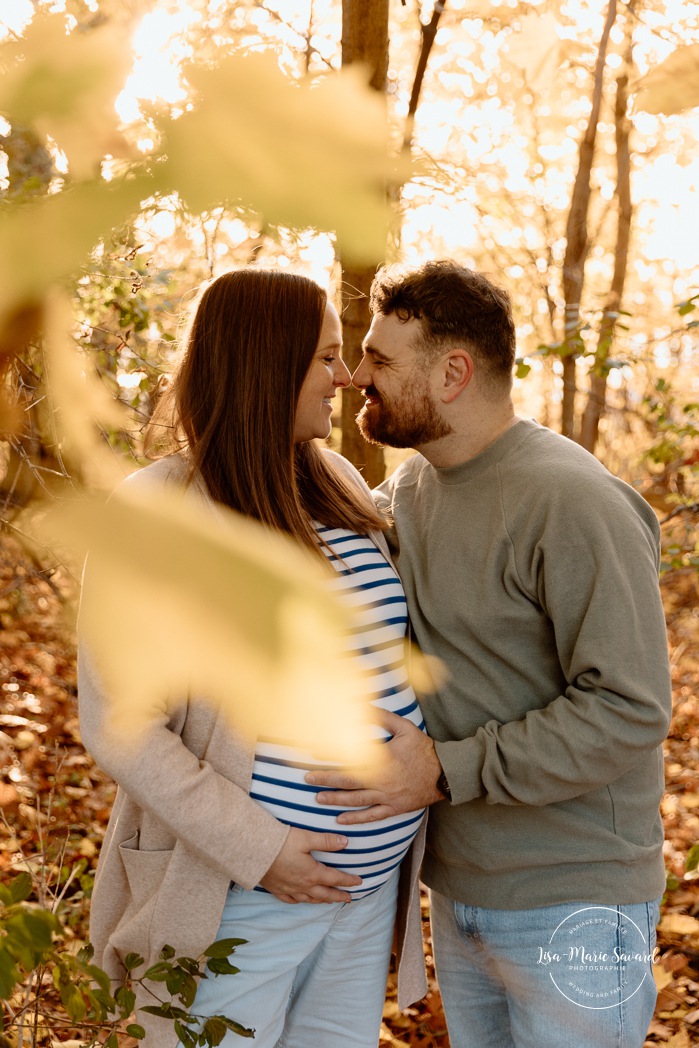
[439,350,473,403]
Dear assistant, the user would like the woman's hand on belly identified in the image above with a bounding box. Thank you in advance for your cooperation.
[259,827,362,904]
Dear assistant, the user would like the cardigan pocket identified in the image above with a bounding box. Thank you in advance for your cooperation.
[110,832,174,967]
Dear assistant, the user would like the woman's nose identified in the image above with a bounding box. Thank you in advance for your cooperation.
[334,358,352,388]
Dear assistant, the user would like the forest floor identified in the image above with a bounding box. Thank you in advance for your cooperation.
[1,530,699,1048]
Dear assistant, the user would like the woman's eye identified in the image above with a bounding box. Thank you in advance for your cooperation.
[324,355,336,364]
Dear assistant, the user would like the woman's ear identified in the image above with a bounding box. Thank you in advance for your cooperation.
[439,350,473,403]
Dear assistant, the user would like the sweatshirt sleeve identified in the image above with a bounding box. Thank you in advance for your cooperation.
[434,475,672,808]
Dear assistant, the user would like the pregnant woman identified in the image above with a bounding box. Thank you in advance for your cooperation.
[78,268,428,1048]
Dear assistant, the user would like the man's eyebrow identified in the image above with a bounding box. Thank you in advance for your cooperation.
[361,342,391,362]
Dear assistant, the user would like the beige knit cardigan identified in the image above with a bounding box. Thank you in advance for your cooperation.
[78,449,427,1048]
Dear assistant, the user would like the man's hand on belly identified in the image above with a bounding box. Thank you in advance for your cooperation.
[306,710,445,823]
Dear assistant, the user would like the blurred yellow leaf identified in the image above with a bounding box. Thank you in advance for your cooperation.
[43,290,127,488]
[634,44,699,116]
[0,12,132,178]
[47,484,373,764]
[504,13,562,94]
[0,175,150,325]
[406,642,446,696]
[156,53,404,262]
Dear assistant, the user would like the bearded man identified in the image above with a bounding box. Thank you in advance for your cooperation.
[306,260,672,1048]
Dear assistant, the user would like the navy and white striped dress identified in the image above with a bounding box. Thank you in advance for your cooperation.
[250,524,426,899]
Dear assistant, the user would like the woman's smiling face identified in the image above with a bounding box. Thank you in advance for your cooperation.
[293,302,350,443]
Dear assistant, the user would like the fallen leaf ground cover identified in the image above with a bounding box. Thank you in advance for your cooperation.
[0,532,698,1047]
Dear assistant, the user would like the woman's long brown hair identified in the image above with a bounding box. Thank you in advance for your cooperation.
[145,268,386,554]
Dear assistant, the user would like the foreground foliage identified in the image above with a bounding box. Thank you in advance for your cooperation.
[0,868,252,1048]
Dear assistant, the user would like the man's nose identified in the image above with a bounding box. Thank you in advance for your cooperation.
[351,359,369,389]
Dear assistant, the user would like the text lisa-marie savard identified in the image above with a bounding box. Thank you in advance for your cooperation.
[537,947,659,966]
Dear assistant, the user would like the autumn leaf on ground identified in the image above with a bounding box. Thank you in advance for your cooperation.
[664,1029,692,1048]
[659,914,699,937]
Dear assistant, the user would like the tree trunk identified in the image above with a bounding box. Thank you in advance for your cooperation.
[339,0,390,485]
[579,9,635,454]
[559,0,617,438]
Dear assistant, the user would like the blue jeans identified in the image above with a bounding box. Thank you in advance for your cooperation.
[183,870,399,1048]
[429,890,661,1048]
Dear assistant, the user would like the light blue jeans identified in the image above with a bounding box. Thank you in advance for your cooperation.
[430,890,661,1048]
[184,870,399,1048]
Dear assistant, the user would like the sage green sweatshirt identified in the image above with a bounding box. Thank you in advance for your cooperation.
[375,418,671,908]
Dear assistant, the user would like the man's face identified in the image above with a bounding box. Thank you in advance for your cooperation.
[352,313,452,449]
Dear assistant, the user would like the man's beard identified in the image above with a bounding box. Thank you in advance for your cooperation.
[356,381,453,449]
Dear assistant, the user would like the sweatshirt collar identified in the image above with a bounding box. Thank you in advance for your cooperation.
[431,418,537,485]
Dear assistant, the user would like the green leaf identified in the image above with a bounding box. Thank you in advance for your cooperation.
[203,939,247,959]
[177,972,198,1010]
[140,1003,195,1021]
[206,958,240,977]
[77,942,95,964]
[515,361,531,380]
[60,981,87,1023]
[5,907,60,968]
[126,1024,146,1039]
[90,986,117,1016]
[222,1017,256,1039]
[141,1004,174,1019]
[115,985,136,1017]
[8,873,32,904]
[142,961,173,981]
[0,943,20,1000]
[83,961,111,994]
[686,843,699,872]
[174,1020,197,1048]
[84,985,114,1021]
[202,1017,228,1046]
[165,968,184,996]
[124,952,145,971]
[160,944,176,960]
[665,869,681,891]
[105,1033,119,1048]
